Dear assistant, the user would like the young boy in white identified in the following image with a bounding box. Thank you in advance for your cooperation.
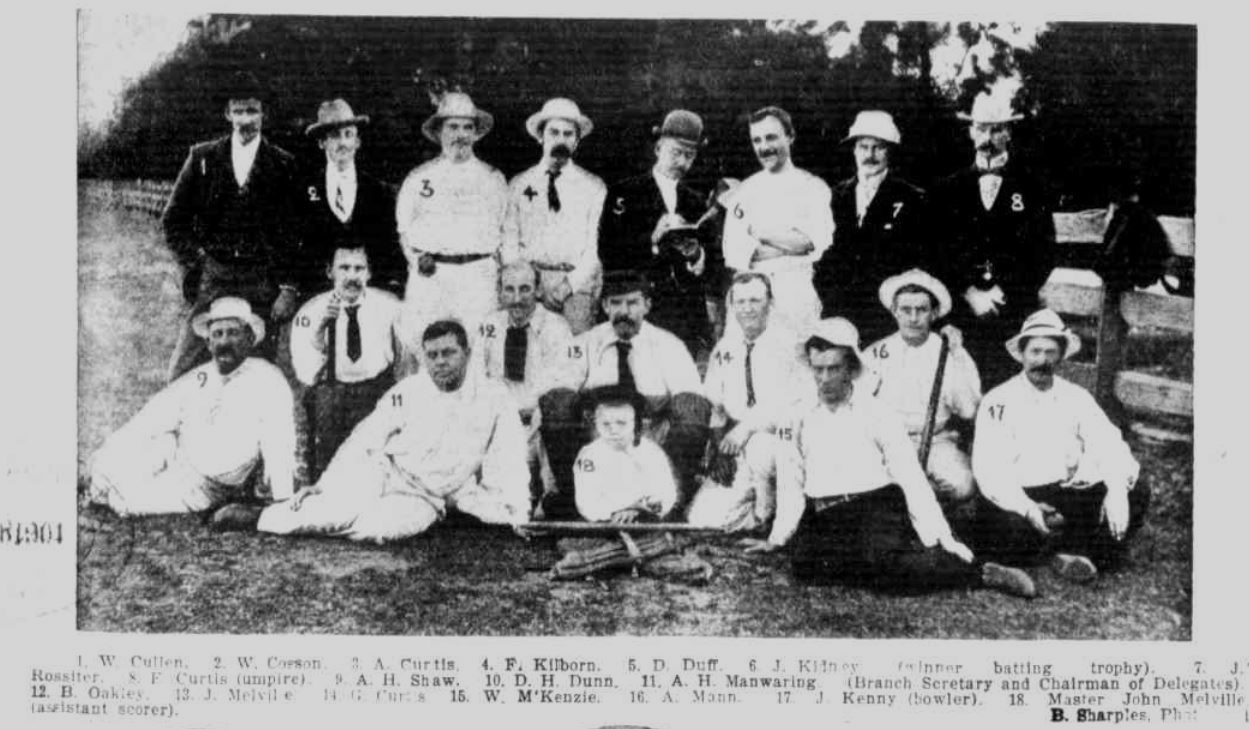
[573,387,678,523]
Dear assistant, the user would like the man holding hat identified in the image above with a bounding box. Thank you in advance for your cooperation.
[87,297,296,517]
[503,97,607,335]
[537,270,710,519]
[971,309,1148,583]
[162,71,300,383]
[297,98,405,298]
[814,110,931,346]
[599,109,718,356]
[289,244,403,482]
[395,92,508,373]
[863,268,981,505]
[721,106,833,337]
[932,91,1056,391]
[741,317,1035,599]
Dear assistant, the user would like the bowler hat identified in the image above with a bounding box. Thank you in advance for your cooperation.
[305,99,370,137]
[601,270,650,299]
[653,110,706,147]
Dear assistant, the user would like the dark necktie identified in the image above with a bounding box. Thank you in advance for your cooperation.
[547,169,562,212]
[504,325,529,383]
[744,341,756,408]
[615,340,636,391]
[345,305,361,362]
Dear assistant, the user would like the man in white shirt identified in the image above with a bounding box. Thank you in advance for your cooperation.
[87,297,296,518]
[720,106,834,336]
[503,98,607,334]
[864,269,980,505]
[688,272,809,532]
[395,92,508,373]
[255,320,531,543]
[742,318,1035,598]
[473,261,578,501]
[538,270,711,519]
[289,244,402,481]
[971,309,1149,582]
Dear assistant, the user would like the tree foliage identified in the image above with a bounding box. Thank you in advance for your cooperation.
[80,16,1195,214]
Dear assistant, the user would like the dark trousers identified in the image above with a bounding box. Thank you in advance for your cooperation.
[791,485,980,593]
[971,480,1151,570]
[538,388,711,519]
[168,256,279,382]
[952,307,1027,392]
[302,372,393,484]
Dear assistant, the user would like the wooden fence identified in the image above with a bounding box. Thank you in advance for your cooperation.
[84,180,1195,427]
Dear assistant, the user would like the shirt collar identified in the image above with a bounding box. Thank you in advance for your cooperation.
[975,151,1009,173]
[232,132,259,152]
[857,167,888,187]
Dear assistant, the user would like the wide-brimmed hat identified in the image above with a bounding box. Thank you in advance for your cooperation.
[191,296,266,344]
[806,317,862,361]
[842,110,901,145]
[878,268,952,318]
[305,99,370,137]
[525,98,593,142]
[1005,309,1082,363]
[421,92,494,144]
[957,91,1025,124]
[601,269,651,299]
[653,109,706,147]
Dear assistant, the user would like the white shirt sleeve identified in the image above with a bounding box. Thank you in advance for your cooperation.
[476,398,532,525]
[795,178,835,262]
[945,346,983,421]
[1073,388,1140,492]
[874,406,954,547]
[256,369,297,502]
[289,296,328,386]
[567,177,606,293]
[767,415,807,546]
[500,175,524,265]
[972,389,1037,518]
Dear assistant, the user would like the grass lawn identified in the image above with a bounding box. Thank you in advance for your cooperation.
[76,182,1192,639]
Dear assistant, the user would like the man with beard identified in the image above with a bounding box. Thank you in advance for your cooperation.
[863,269,980,507]
[537,271,710,519]
[599,110,717,355]
[814,111,930,345]
[503,98,607,335]
[251,320,531,543]
[289,244,402,481]
[720,106,833,336]
[296,99,405,298]
[395,92,508,373]
[971,310,1148,584]
[473,261,578,501]
[687,272,810,532]
[740,317,1035,599]
[162,72,300,382]
[86,297,296,517]
[931,92,1056,390]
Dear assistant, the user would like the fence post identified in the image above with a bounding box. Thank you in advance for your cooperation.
[1094,285,1128,427]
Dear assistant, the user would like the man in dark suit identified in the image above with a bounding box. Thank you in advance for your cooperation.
[295,99,404,298]
[599,110,718,356]
[162,72,300,382]
[931,92,1056,390]
[814,111,931,346]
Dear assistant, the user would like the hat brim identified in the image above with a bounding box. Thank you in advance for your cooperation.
[878,270,953,318]
[840,132,901,145]
[421,111,494,144]
[305,115,371,137]
[653,126,708,148]
[1005,329,1081,363]
[957,112,1025,123]
[525,112,593,143]
[192,312,266,345]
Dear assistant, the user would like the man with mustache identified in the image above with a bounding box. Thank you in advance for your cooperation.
[720,106,833,336]
[813,111,932,346]
[396,92,508,374]
[162,72,300,383]
[503,98,607,335]
[473,261,578,503]
[86,297,296,517]
[296,99,405,299]
[687,272,810,532]
[289,244,402,481]
[537,271,710,519]
[253,320,531,542]
[862,269,981,509]
[740,317,1036,599]
[931,92,1056,390]
[599,110,718,356]
[970,310,1148,584]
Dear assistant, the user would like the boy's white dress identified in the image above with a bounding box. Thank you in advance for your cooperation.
[573,437,678,522]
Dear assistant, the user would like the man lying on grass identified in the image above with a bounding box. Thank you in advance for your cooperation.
[742,317,1036,599]
[217,319,531,542]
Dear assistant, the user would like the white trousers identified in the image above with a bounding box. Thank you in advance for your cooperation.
[90,434,253,516]
[686,431,778,531]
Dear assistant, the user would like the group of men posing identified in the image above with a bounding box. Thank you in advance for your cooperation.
[85,73,1149,600]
